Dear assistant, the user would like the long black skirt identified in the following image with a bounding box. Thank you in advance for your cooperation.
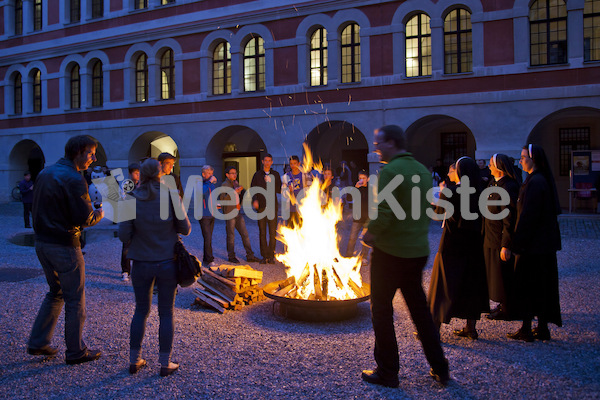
[512,252,562,326]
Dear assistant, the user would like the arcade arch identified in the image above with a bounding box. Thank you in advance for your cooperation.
[9,140,45,187]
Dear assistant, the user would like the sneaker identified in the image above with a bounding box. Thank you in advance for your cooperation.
[121,272,130,282]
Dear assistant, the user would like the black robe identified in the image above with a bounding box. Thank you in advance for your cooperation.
[511,171,562,326]
[428,185,490,324]
[483,176,520,309]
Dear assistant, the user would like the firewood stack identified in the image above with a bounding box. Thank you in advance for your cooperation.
[192,265,266,313]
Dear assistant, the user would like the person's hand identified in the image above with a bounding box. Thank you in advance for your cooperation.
[235,186,243,194]
[252,200,259,210]
[500,247,512,262]
[439,181,446,189]
[95,207,104,220]
[361,230,375,248]
[209,176,217,184]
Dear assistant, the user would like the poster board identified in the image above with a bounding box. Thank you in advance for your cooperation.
[571,150,600,188]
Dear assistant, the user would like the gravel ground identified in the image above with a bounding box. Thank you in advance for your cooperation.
[0,202,599,399]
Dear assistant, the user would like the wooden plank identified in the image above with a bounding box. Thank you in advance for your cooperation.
[313,265,323,300]
[228,267,263,280]
[193,287,229,308]
[200,277,238,303]
[196,291,226,313]
[202,267,236,287]
[274,283,295,297]
[278,276,296,290]
[348,279,364,298]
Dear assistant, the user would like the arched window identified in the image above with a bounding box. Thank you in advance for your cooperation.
[71,0,80,23]
[33,0,42,31]
[584,0,600,61]
[135,53,148,102]
[444,8,472,74]
[32,69,41,112]
[213,41,231,95]
[14,73,22,115]
[341,23,361,83]
[244,36,265,92]
[135,0,147,9]
[15,0,23,35]
[92,61,103,107]
[161,49,175,100]
[310,27,328,86]
[530,0,567,66]
[70,65,80,109]
[91,0,103,18]
[406,14,432,77]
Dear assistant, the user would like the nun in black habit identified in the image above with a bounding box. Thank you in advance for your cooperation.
[428,157,489,340]
[483,154,521,320]
[508,144,562,342]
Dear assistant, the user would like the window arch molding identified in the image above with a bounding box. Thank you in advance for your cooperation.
[123,43,153,103]
[391,1,437,77]
[24,61,48,113]
[59,54,85,110]
[200,30,236,96]
[3,64,26,116]
[332,9,371,81]
[150,39,182,100]
[233,24,274,92]
[295,14,334,86]
[83,50,110,108]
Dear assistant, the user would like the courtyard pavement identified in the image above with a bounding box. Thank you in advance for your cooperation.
[0,202,599,399]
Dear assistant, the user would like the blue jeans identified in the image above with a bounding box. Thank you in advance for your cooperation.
[29,241,87,360]
[225,214,255,259]
[346,221,369,259]
[199,217,215,263]
[130,259,178,366]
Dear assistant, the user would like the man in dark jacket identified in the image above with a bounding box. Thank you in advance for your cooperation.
[18,171,34,228]
[250,154,282,264]
[28,135,104,364]
[220,166,259,263]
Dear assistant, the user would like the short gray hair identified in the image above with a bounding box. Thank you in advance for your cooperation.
[201,165,214,172]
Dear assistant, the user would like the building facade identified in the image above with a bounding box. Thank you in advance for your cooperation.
[1,0,599,206]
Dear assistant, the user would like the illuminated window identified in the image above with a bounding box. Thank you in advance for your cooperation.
[585,0,600,61]
[213,41,231,95]
[444,8,472,73]
[33,0,42,31]
[32,69,41,112]
[15,0,23,35]
[310,27,328,86]
[530,0,567,66]
[92,0,103,18]
[161,0,174,4]
[135,53,148,103]
[135,0,147,10]
[406,13,432,77]
[70,65,80,109]
[92,61,103,107]
[341,23,361,83]
[244,36,265,92]
[161,49,175,100]
[71,0,80,22]
[14,74,22,115]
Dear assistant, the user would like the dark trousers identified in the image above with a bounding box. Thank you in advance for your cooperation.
[199,217,215,263]
[370,247,447,378]
[29,241,87,360]
[23,202,32,227]
[130,259,178,366]
[258,216,277,260]
[121,241,131,274]
[226,214,254,259]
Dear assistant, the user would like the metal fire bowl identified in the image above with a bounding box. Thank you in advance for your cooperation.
[263,280,371,322]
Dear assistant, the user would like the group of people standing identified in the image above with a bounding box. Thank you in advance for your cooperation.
[428,146,562,343]
[361,124,562,389]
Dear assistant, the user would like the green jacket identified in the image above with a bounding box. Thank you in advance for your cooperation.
[368,152,431,258]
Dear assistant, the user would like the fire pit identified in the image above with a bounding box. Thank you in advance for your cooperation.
[268,146,371,321]
[264,280,370,322]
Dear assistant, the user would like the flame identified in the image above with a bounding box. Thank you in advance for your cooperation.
[275,145,364,300]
